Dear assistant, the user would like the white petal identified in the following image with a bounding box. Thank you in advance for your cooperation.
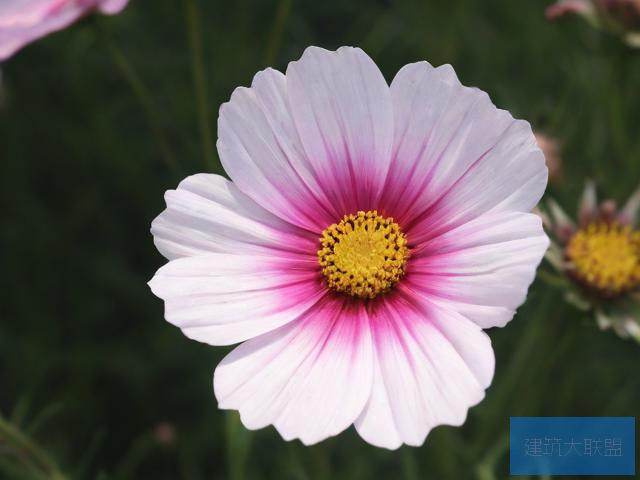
[619,184,640,226]
[355,296,493,448]
[0,2,84,60]
[151,174,317,260]
[99,0,129,14]
[387,62,546,232]
[148,253,325,345]
[352,348,403,450]
[578,180,597,226]
[286,46,394,212]
[214,299,373,445]
[547,198,576,242]
[407,212,549,328]
[217,68,337,232]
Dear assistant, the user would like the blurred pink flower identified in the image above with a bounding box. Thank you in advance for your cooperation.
[545,0,595,20]
[546,0,640,46]
[0,0,129,61]
[149,46,548,448]
[535,133,563,184]
[153,422,176,446]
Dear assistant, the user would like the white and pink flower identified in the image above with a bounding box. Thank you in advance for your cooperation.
[149,46,549,449]
[0,0,129,61]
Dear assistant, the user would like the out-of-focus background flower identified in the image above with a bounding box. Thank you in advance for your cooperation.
[0,0,638,478]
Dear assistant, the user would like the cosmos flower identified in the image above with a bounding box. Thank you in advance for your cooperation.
[545,0,596,19]
[0,0,129,61]
[544,181,640,342]
[149,46,549,448]
[545,0,640,47]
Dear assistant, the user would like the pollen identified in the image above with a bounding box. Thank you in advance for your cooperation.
[566,222,640,297]
[317,210,409,299]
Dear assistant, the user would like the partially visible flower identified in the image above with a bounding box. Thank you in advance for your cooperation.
[0,0,129,61]
[546,0,595,19]
[535,133,563,184]
[152,422,176,446]
[545,0,640,47]
[544,181,640,342]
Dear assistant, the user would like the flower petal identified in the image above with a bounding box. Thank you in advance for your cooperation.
[406,212,548,328]
[99,0,129,14]
[148,253,325,345]
[578,179,597,227]
[0,2,84,60]
[386,61,546,236]
[151,174,317,260]
[214,298,373,445]
[618,184,640,226]
[218,67,338,232]
[547,198,576,243]
[355,296,493,449]
[0,0,127,61]
[286,46,394,213]
[545,0,593,20]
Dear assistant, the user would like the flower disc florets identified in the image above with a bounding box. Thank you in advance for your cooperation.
[566,222,640,297]
[318,211,409,299]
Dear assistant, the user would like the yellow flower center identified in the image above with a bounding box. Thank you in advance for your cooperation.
[317,210,409,299]
[566,222,640,296]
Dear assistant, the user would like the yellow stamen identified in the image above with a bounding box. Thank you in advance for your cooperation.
[566,222,640,296]
[317,211,409,299]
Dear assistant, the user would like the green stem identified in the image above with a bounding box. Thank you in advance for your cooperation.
[0,416,67,480]
[264,0,292,66]
[102,34,182,178]
[400,448,419,480]
[474,434,510,480]
[536,269,570,289]
[224,412,252,480]
[476,289,556,449]
[112,434,155,480]
[183,0,217,171]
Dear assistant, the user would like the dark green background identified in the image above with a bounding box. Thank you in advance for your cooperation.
[1,0,639,478]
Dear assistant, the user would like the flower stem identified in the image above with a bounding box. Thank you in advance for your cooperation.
[102,35,182,178]
[183,0,217,172]
[536,268,570,289]
[0,416,67,480]
[474,434,509,480]
[264,0,292,66]
[224,412,251,480]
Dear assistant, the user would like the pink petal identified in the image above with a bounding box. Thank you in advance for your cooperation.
[218,68,338,232]
[405,212,549,328]
[355,296,493,449]
[151,174,317,260]
[578,179,598,226]
[148,253,326,345]
[0,0,65,28]
[214,297,373,445]
[286,46,394,214]
[385,61,546,238]
[547,198,576,242]
[545,0,593,20]
[618,184,640,226]
[0,0,127,61]
[98,0,129,14]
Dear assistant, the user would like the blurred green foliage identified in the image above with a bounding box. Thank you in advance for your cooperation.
[1,0,639,479]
